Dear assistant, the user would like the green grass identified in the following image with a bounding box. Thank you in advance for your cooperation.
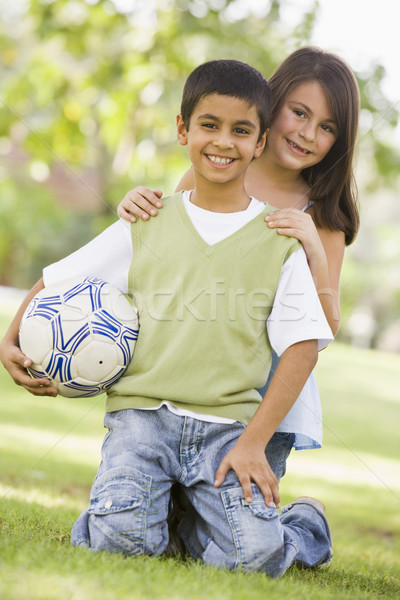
[1,305,400,600]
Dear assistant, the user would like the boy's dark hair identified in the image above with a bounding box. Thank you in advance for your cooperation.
[181,60,272,140]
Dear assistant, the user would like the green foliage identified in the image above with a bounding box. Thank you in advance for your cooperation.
[357,63,400,189]
[0,177,95,286]
[0,0,399,347]
[1,0,302,289]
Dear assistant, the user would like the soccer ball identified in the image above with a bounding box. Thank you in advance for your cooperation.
[19,276,139,397]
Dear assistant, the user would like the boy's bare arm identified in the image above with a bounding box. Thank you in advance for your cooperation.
[0,278,58,396]
[214,339,318,507]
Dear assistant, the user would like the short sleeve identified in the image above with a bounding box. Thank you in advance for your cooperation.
[267,248,333,356]
[43,219,133,293]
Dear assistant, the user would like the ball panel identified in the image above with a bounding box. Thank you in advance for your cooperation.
[27,295,63,321]
[100,284,139,326]
[29,365,48,379]
[56,379,103,398]
[52,313,91,354]
[75,341,120,380]
[117,328,139,365]
[19,317,52,364]
[44,350,77,383]
[63,279,103,316]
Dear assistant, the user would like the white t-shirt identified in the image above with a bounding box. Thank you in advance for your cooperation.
[44,192,333,446]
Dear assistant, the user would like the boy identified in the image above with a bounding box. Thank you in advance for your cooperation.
[0,60,333,576]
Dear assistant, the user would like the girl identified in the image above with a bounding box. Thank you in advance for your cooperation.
[116,46,360,461]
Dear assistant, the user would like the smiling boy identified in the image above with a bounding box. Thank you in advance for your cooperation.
[0,60,333,576]
[178,93,266,209]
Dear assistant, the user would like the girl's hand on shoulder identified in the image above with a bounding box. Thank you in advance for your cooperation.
[0,341,58,397]
[265,208,325,268]
[117,187,164,222]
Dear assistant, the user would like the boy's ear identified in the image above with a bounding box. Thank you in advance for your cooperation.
[253,128,269,159]
[176,114,188,146]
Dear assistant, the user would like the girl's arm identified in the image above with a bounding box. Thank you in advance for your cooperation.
[0,278,58,396]
[117,168,195,222]
[313,227,345,336]
[265,209,345,335]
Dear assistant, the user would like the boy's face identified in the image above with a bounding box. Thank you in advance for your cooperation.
[177,93,267,187]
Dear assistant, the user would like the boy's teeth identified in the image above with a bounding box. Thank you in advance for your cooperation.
[207,155,234,165]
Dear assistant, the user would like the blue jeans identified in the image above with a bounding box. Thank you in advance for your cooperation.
[71,407,332,577]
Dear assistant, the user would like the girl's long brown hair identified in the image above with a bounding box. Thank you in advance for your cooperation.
[268,47,360,245]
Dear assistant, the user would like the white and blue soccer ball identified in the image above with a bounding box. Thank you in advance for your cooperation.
[19,276,139,398]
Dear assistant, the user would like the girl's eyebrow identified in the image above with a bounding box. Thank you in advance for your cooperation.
[197,113,257,130]
[289,101,337,125]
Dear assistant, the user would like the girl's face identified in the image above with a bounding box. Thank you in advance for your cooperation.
[267,81,338,172]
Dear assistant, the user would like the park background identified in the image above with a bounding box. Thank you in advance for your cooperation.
[0,1,399,598]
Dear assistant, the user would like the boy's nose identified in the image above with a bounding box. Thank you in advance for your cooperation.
[214,130,234,149]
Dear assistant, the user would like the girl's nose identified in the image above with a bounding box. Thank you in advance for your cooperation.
[299,122,316,143]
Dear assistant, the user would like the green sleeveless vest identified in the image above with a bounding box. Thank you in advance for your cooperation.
[106,193,300,424]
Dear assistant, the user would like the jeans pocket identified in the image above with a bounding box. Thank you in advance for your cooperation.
[87,465,151,554]
[221,484,281,571]
[89,465,150,513]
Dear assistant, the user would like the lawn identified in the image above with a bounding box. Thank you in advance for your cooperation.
[1,304,399,600]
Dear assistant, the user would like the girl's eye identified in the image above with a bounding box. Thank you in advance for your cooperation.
[293,109,306,118]
[321,123,335,134]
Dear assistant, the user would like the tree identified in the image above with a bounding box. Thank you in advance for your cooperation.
[1,0,399,349]
[0,0,309,285]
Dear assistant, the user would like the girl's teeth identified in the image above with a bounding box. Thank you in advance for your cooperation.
[288,140,309,154]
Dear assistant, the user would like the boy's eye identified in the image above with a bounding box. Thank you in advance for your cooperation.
[234,127,250,135]
[202,122,217,129]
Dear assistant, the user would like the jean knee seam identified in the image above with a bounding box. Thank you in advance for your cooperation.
[221,490,242,569]
[286,540,298,555]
